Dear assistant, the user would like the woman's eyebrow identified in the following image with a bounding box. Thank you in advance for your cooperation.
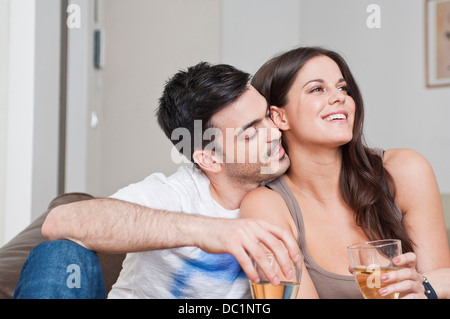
[302,78,346,88]
[302,78,324,88]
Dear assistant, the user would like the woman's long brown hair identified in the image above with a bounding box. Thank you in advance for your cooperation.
[252,47,414,253]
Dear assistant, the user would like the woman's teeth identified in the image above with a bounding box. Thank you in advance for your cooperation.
[325,113,347,121]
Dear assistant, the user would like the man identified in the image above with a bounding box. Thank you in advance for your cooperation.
[14,62,299,298]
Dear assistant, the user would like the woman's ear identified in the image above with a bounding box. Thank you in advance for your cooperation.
[270,105,289,130]
[192,149,222,174]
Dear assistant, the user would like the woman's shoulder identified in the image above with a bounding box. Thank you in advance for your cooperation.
[240,184,298,238]
[240,185,289,218]
[383,148,432,174]
[241,185,286,206]
[382,148,438,207]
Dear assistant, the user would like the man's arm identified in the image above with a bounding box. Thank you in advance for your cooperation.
[43,198,198,253]
[42,198,301,285]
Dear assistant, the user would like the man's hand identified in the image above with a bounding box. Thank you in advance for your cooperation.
[192,217,302,285]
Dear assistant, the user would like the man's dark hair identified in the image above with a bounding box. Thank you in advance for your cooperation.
[157,62,250,163]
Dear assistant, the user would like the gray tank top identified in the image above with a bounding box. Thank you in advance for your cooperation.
[266,176,362,299]
[266,149,402,298]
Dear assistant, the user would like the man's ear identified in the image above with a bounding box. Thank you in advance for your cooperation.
[192,149,222,173]
[270,105,289,130]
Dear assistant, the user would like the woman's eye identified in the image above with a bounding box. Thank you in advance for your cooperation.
[310,86,324,93]
[338,86,350,95]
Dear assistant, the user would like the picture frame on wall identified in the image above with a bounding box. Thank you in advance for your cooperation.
[426,0,450,87]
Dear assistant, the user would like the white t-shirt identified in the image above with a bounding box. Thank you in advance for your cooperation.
[107,166,251,299]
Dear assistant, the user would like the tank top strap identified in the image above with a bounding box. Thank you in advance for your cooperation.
[265,176,362,298]
[265,176,306,252]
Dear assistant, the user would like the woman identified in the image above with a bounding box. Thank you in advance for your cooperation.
[240,47,450,298]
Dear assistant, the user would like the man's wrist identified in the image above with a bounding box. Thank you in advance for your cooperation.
[176,214,210,248]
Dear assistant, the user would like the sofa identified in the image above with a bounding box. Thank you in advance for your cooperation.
[0,193,126,299]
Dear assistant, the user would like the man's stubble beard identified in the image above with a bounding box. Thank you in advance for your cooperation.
[224,154,290,186]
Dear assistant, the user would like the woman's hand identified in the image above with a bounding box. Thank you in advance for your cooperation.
[378,252,426,299]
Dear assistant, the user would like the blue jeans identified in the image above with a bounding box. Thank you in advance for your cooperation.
[14,240,105,299]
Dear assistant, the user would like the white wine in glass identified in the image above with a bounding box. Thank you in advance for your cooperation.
[348,239,402,299]
[352,267,400,299]
[250,253,302,299]
[250,281,300,299]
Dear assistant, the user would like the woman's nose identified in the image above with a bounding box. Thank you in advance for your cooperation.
[329,89,346,105]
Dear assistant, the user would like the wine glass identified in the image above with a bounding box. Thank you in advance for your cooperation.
[249,252,302,299]
[347,239,402,299]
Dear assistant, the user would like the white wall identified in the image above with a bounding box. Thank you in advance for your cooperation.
[299,0,450,194]
[65,0,90,194]
[221,0,301,74]
[0,0,60,245]
[0,0,9,245]
[3,0,36,244]
[32,0,61,220]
